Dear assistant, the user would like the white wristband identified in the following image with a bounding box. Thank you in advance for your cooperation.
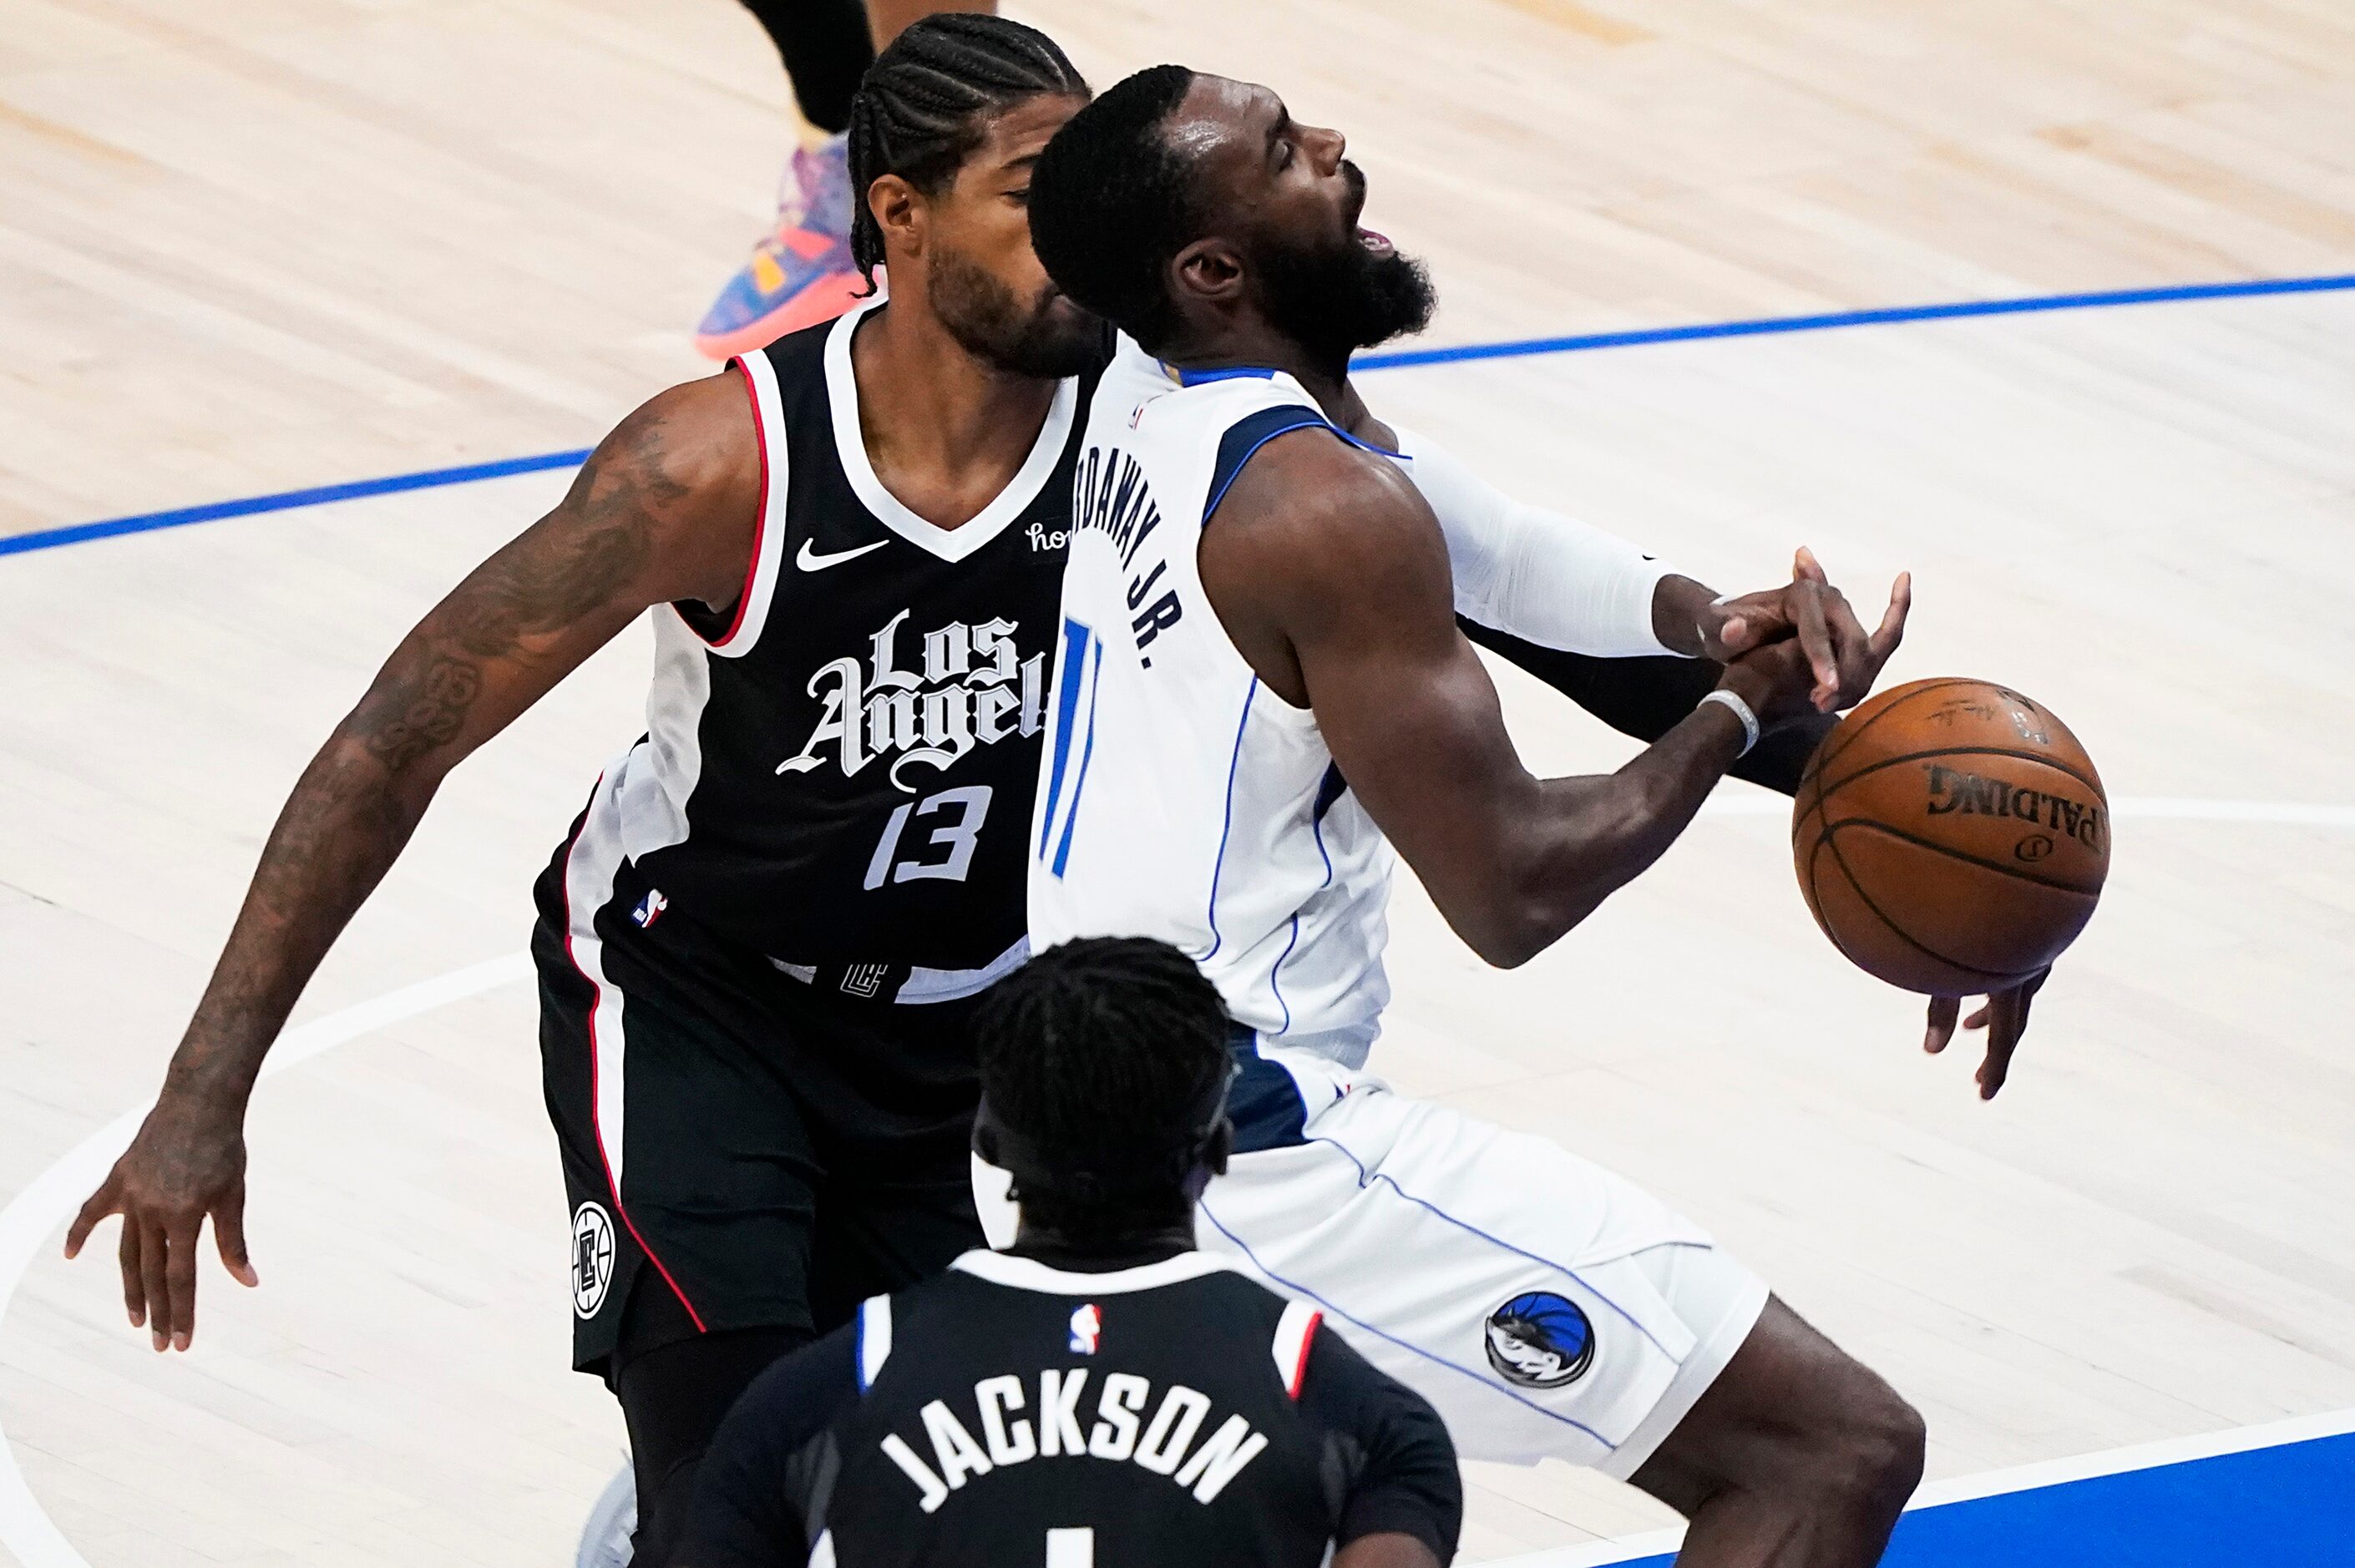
[1698,688,1760,757]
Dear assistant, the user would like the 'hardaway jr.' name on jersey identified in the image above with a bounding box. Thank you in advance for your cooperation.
[580,297,1102,981]
[1028,337,1394,1061]
[815,1253,1339,1567]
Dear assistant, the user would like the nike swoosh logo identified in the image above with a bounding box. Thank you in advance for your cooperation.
[797,538,890,572]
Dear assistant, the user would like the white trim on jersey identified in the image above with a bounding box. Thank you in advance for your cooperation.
[823,294,1079,563]
[561,767,635,1187]
[563,760,710,1328]
[898,934,1031,1004]
[709,350,793,657]
[950,1249,1241,1296]
[763,934,1030,1004]
[1270,1300,1321,1400]
[612,614,713,859]
[808,1530,837,1568]
[857,1293,894,1391]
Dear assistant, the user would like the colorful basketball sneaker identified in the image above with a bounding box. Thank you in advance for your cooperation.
[695,131,869,360]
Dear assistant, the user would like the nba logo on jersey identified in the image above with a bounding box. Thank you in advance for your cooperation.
[631,888,668,928]
[1068,1302,1102,1354]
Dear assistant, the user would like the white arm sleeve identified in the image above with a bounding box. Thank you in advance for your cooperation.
[1392,423,1682,658]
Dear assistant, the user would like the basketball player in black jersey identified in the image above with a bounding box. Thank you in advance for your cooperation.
[71,20,1105,1566]
[65,14,2035,1565]
[684,937,1460,1568]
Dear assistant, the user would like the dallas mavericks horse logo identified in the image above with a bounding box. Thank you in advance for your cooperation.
[1484,1292,1594,1388]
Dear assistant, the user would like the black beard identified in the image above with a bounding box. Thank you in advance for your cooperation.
[1253,225,1436,379]
[929,249,1107,378]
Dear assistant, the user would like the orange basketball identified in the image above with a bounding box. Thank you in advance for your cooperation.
[1793,678,2109,995]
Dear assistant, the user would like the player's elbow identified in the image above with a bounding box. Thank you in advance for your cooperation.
[1453,885,1578,970]
[1464,911,1547,969]
[1462,811,1659,968]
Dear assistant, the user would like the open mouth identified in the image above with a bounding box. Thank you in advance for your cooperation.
[1357,226,1395,255]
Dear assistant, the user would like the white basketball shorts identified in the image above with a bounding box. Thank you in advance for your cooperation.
[974,1060,1767,1477]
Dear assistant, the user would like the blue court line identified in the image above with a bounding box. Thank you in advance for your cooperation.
[8,272,2354,561]
[1351,271,2355,371]
[0,449,591,559]
[1596,1429,2355,1568]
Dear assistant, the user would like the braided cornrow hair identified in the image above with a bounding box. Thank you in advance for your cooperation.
[975,937,1233,1240]
[845,13,1089,291]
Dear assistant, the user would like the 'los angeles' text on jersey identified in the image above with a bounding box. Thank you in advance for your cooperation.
[777,609,1049,789]
[563,297,1104,985]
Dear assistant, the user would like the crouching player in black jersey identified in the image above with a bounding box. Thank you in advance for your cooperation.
[685,936,1461,1568]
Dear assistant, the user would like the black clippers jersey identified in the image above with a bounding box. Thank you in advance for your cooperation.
[689,1251,1463,1568]
[607,298,1102,986]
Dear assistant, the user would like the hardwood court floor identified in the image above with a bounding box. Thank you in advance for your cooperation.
[3,2,2353,1563]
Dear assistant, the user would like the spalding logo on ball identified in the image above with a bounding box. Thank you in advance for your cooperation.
[1794,678,2109,994]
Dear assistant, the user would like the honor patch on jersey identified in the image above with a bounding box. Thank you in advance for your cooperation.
[1484,1292,1594,1388]
[1068,1302,1102,1355]
[571,1202,617,1318]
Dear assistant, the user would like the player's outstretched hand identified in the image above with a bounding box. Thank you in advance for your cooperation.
[1706,548,1912,712]
[1924,967,2050,1100]
[64,1095,258,1352]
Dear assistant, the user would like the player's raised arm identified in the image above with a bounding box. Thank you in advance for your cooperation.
[66,372,762,1351]
[1200,430,1904,969]
[1365,417,1891,714]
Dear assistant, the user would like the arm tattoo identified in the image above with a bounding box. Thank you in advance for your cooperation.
[165,398,715,1099]
[350,405,688,769]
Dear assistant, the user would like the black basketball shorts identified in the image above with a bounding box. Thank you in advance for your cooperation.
[533,822,988,1380]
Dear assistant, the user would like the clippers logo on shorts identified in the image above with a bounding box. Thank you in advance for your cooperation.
[1069,1302,1103,1355]
[571,1202,617,1319]
[777,609,1048,791]
[1484,1292,1594,1388]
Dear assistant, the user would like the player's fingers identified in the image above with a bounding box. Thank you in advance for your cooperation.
[1978,986,2037,1100]
[1794,544,1829,584]
[1867,573,1913,663]
[1790,577,1837,706]
[2008,979,2038,1044]
[1714,612,1753,655]
[64,1176,119,1260]
[1978,1015,2023,1100]
[1962,1001,1992,1030]
[1923,994,1960,1054]
[137,1220,171,1351]
[165,1219,201,1351]
[215,1187,259,1288]
[116,1213,146,1329]
[1820,585,1873,701]
[1977,1039,2016,1100]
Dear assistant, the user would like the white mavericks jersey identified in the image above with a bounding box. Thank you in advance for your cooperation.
[1028,337,1400,1065]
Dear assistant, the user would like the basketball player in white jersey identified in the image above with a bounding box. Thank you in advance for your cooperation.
[1020,68,1927,1565]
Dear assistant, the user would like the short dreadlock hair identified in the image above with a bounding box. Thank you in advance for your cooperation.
[845,14,1090,290]
[976,937,1233,1242]
[1027,64,1200,352]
